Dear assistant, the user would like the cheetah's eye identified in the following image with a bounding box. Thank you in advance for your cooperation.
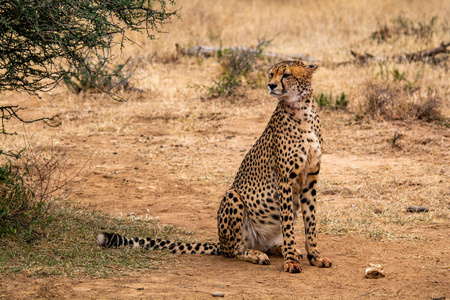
[282,73,292,79]
[268,73,274,79]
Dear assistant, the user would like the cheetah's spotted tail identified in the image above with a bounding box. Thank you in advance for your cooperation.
[97,232,222,255]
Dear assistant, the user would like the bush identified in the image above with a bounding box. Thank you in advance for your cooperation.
[207,39,271,98]
[63,57,133,94]
[358,63,445,122]
[0,145,75,242]
[361,81,444,121]
[0,163,49,242]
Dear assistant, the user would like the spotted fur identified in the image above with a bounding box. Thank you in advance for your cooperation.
[97,60,332,273]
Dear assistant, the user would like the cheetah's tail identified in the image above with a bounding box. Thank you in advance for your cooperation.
[97,232,222,255]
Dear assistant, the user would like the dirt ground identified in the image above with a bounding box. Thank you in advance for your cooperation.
[2,233,448,299]
[0,87,449,299]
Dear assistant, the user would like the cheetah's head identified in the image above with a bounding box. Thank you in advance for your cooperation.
[267,61,318,105]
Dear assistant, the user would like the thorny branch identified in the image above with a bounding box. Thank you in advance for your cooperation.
[1,105,59,135]
[176,44,318,62]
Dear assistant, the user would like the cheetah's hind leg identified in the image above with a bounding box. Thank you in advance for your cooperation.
[218,190,270,265]
[267,243,303,260]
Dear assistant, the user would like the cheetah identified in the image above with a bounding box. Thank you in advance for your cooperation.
[97,60,332,273]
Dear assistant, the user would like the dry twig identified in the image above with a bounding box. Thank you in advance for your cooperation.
[398,41,450,62]
[176,44,317,62]
[177,41,448,67]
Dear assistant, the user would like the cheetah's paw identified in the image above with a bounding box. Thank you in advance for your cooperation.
[308,254,332,268]
[284,259,302,273]
[241,250,270,265]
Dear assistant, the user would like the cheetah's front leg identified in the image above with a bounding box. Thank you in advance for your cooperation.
[300,166,332,268]
[278,181,303,273]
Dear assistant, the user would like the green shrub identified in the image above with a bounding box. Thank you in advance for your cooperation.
[207,39,271,98]
[0,163,50,243]
[392,15,437,39]
[0,145,72,242]
[314,92,349,110]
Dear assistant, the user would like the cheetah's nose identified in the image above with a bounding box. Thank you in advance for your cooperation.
[268,83,277,90]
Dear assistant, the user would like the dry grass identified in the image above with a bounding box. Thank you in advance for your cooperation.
[318,157,449,240]
[360,80,445,121]
[0,200,190,277]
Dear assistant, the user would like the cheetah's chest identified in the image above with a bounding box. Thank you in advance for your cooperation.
[304,132,321,179]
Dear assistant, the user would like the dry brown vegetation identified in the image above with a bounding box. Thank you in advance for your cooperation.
[0,0,449,299]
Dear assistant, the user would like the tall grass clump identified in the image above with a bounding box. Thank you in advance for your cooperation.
[358,63,445,122]
[362,82,444,121]
[371,15,438,43]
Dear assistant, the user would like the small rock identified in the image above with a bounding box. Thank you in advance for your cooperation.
[406,206,429,213]
[365,263,385,279]
[212,292,225,297]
